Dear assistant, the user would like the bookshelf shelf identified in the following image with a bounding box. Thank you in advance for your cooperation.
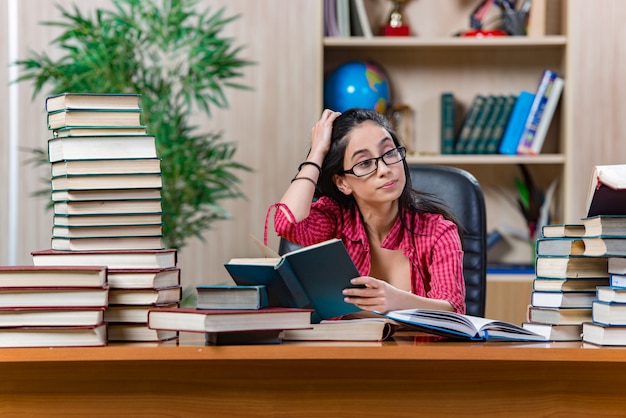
[321,0,569,264]
[324,35,567,49]
[406,154,566,165]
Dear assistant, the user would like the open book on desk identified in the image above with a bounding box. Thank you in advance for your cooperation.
[224,238,362,323]
[384,309,548,342]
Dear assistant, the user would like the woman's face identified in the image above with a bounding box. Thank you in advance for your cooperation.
[334,121,406,205]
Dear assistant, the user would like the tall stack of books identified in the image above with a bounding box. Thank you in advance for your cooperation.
[46,93,163,252]
[148,284,312,345]
[522,222,609,341]
[580,215,626,345]
[31,92,181,343]
[523,164,626,345]
[577,165,626,345]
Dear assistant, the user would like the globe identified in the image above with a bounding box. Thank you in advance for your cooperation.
[324,61,390,114]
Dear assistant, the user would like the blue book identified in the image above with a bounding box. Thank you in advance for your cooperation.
[498,91,534,155]
[610,273,626,289]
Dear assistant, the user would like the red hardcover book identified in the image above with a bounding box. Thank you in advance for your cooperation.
[0,266,107,287]
[106,267,180,289]
[0,324,107,348]
[0,307,105,327]
[31,248,177,269]
[0,286,109,309]
[148,307,312,333]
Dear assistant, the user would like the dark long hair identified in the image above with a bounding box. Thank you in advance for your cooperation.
[316,108,460,230]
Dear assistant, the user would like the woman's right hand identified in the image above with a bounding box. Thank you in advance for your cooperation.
[309,109,341,161]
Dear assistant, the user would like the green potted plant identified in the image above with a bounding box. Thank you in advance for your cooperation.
[15,0,253,250]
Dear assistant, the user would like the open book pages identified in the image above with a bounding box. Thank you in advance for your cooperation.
[385,309,548,342]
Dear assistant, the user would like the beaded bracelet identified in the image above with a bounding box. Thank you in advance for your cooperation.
[291,176,318,187]
[298,161,322,174]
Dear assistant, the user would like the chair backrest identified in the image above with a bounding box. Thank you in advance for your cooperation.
[407,164,487,317]
[278,164,487,317]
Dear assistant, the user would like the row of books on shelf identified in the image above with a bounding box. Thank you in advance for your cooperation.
[324,0,373,38]
[441,69,564,156]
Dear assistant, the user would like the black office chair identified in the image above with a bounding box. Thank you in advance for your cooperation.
[407,164,487,317]
[279,164,487,317]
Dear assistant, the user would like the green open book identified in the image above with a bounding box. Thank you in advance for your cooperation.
[224,238,362,323]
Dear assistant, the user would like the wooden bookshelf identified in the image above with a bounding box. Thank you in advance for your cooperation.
[322,0,568,264]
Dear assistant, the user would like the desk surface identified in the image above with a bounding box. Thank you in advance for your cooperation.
[2,333,626,417]
[0,332,624,363]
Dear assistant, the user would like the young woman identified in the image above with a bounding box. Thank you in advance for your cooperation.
[268,108,466,314]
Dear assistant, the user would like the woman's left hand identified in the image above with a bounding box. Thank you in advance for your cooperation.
[342,276,400,313]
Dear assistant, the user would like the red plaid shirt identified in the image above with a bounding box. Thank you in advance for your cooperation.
[267,196,466,313]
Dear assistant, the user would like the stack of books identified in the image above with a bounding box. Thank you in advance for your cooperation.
[30,248,180,342]
[523,164,626,345]
[148,239,390,344]
[0,266,108,347]
[105,266,181,342]
[46,93,163,252]
[30,92,182,343]
[581,215,626,345]
[576,164,626,345]
[148,284,312,345]
[442,69,564,156]
[521,222,608,341]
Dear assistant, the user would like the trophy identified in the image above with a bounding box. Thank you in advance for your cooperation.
[383,0,411,36]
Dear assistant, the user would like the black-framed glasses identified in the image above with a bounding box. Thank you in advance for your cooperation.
[342,146,407,177]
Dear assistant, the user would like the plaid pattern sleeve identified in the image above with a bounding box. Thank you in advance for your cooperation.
[409,213,466,314]
[268,198,340,247]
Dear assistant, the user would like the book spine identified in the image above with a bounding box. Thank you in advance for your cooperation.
[440,93,456,155]
[527,76,565,155]
[324,0,340,37]
[498,91,535,155]
[454,95,485,154]
[516,70,559,154]
[610,274,626,289]
[351,0,372,38]
[464,95,496,154]
[275,258,313,312]
[485,94,516,154]
[474,95,504,154]
[336,0,351,37]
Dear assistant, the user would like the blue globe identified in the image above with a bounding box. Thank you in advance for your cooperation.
[324,61,390,114]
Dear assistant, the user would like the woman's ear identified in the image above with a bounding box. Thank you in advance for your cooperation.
[333,174,352,196]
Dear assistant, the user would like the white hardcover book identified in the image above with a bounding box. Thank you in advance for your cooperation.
[528,76,564,155]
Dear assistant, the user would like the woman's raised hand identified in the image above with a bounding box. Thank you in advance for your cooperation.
[309,109,341,161]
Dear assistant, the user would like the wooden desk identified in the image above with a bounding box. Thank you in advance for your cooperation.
[2,334,626,417]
